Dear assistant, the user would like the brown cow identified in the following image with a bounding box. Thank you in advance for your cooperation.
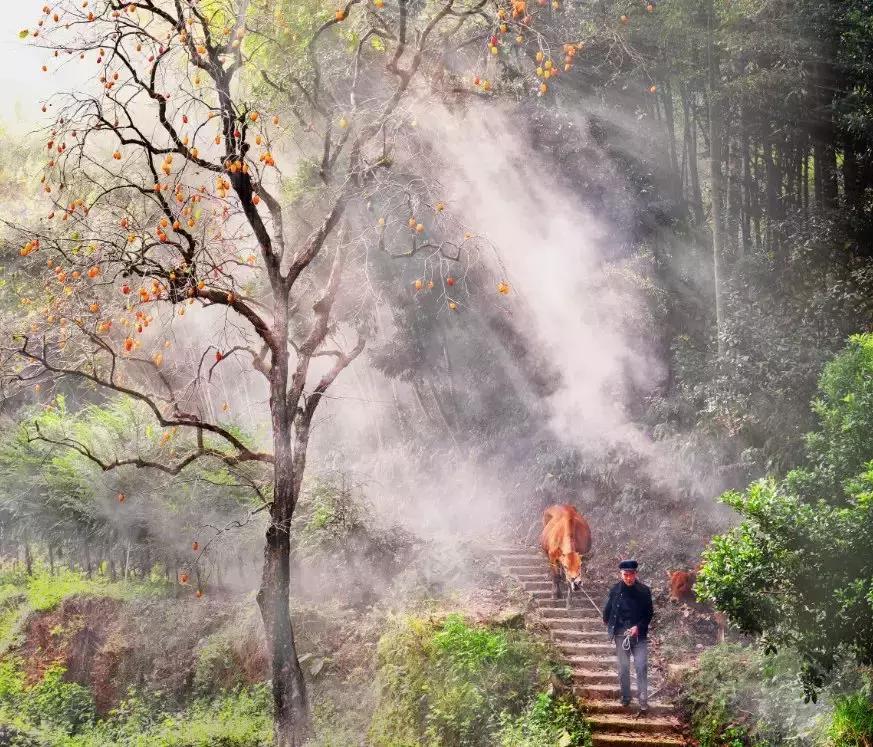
[540,504,592,600]
[667,568,726,643]
[667,568,697,602]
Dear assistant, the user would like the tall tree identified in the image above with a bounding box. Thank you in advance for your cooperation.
[2,1,492,743]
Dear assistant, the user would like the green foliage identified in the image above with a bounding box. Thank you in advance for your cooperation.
[680,644,827,746]
[193,633,247,697]
[21,665,96,735]
[827,693,873,746]
[23,566,164,612]
[797,334,873,501]
[368,613,581,747]
[497,692,593,747]
[0,677,273,747]
[81,686,273,747]
[0,658,25,701]
[304,698,364,747]
[698,335,873,696]
[0,397,266,587]
[291,475,413,604]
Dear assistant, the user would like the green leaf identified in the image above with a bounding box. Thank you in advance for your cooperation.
[18,29,29,39]
[558,731,573,747]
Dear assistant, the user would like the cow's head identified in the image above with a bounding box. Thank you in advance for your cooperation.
[666,569,696,602]
[562,551,583,591]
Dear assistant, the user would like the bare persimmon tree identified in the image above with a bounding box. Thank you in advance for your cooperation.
[0,1,510,743]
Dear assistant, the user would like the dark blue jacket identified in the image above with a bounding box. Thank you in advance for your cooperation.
[603,580,654,639]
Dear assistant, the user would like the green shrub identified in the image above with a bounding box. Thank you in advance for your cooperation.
[193,634,246,697]
[827,693,873,746]
[21,665,96,734]
[497,692,593,747]
[680,643,831,746]
[368,613,581,747]
[698,335,873,696]
[12,685,273,747]
[0,657,25,702]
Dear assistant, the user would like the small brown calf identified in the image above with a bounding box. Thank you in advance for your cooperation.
[666,568,726,643]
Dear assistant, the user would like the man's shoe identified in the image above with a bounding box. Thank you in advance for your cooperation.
[636,707,649,718]
[621,700,631,708]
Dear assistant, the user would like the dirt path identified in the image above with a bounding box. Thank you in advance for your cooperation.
[499,547,688,747]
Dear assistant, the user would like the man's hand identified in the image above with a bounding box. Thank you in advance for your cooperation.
[628,625,639,637]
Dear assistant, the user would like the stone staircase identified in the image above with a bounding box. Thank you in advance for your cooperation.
[498,548,687,747]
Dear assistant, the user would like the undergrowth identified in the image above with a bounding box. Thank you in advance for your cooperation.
[682,643,873,746]
[0,654,271,747]
[0,564,169,656]
[827,692,873,746]
[368,612,591,747]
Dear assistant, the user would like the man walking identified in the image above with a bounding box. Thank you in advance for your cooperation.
[602,559,653,715]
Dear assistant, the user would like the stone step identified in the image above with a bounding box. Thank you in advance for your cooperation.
[521,580,553,589]
[552,628,609,641]
[588,713,682,735]
[536,599,604,613]
[560,643,616,655]
[591,732,685,746]
[558,637,613,648]
[506,567,547,577]
[558,637,614,649]
[557,652,617,669]
[581,700,676,718]
[540,612,604,623]
[575,683,628,700]
[505,562,546,572]
[558,648,616,661]
[541,621,606,635]
[515,573,549,582]
[573,669,623,685]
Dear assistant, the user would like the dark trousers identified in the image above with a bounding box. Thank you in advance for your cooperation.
[613,628,648,707]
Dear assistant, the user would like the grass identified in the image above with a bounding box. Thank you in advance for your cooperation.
[0,671,273,747]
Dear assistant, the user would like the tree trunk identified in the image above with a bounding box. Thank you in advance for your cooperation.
[740,115,752,256]
[762,132,783,257]
[843,140,862,213]
[707,0,725,358]
[256,303,308,747]
[661,81,680,184]
[802,145,809,220]
[726,130,741,257]
[682,86,705,227]
[812,59,837,211]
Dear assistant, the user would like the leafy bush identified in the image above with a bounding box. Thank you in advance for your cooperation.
[682,645,787,746]
[801,334,873,499]
[21,665,96,735]
[698,335,873,696]
[1,684,273,746]
[497,692,592,747]
[368,613,583,747]
[0,658,25,701]
[193,633,247,697]
[827,693,873,746]
[293,475,413,563]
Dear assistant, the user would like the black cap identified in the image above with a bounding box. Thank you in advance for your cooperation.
[619,559,639,570]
